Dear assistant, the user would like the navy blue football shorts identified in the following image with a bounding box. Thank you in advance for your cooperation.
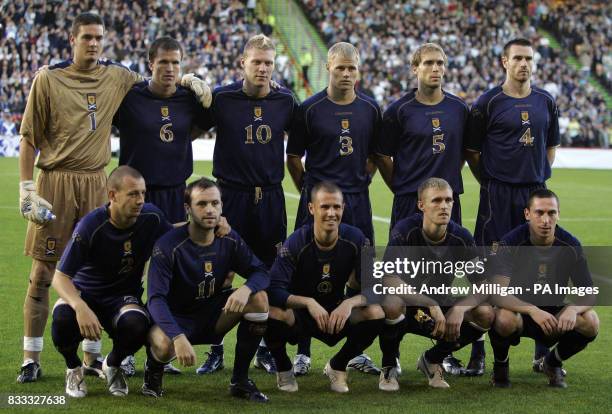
[146,183,187,224]
[173,288,235,345]
[79,291,148,339]
[218,180,286,268]
[295,184,374,244]
[474,180,544,248]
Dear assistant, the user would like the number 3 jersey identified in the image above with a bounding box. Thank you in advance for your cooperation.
[375,89,468,196]
[466,85,560,184]
[286,89,382,193]
[114,82,209,187]
[147,226,270,339]
[205,81,298,187]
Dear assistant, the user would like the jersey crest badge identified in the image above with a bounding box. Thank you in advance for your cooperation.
[521,111,530,126]
[205,261,213,273]
[86,93,97,111]
[322,263,331,278]
[254,106,263,121]
[123,240,132,256]
[432,118,442,133]
[341,119,350,134]
[161,106,170,121]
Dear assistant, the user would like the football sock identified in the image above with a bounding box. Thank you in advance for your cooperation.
[534,341,549,360]
[211,343,224,355]
[51,304,82,369]
[470,334,486,358]
[425,322,487,364]
[488,328,513,365]
[106,309,150,367]
[263,318,292,372]
[380,315,405,367]
[232,314,267,383]
[546,330,597,367]
[330,319,382,371]
[296,336,312,357]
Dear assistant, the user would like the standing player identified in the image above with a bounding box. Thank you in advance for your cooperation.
[115,36,209,223]
[17,12,210,382]
[377,178,493,391]
[197,34,297,374]
[286,42,382,374]
[51,166,172,397]
[466,38,560,369]
[265,182,384,393]
[373,43,485,375]
[144,178,270,402]
[488,189,598,388]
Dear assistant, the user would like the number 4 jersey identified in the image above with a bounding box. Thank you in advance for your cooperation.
[466,85,560,184]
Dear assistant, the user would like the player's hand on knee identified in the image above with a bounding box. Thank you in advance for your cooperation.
[306,299,329,332]
[181,73,212,108]
[19,180,54,224]
[429,305,446,339]
[74,302,102,340]
[444,307,464,342]
[173,335,196,367]
[328,300,352,334]
[556,307,577,333]
[215,216,231,238]
[530,308,558,337]
[223,285,252,314]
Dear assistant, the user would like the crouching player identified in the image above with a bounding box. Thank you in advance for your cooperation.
[378,178,494,390]
[265,181,384,393]
[488,189,598,388]
[51,166,173,397]
[144,178,270,402]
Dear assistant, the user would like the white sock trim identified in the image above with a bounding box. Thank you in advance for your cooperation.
[24,336,43,352]
[244,312,268,322]
[82,339,102,354]
[385,314,405,325]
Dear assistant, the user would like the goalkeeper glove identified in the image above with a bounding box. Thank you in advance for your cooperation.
[19,180,55,224]
[181,73,212,108]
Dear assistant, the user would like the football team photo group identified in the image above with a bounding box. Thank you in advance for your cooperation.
[1,1,610,412]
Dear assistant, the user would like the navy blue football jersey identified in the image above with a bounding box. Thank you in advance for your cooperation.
[204,81,298,186]
[286,89,382,192]
[115,82,208,186]
[466,86,560,184]
[147,226,270,339]
[387,214,481,301]
[268,223,369,311]
[376,90,467,195]
[58,203,172,297]
[489,223,592,305]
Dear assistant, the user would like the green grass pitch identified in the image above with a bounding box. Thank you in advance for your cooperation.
[0,157,610,413]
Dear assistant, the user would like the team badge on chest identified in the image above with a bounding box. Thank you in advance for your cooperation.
[161,106,171,121]
[254,106,263,121]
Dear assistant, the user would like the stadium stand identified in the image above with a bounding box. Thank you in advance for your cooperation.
[0,0,609,147]
[299,0,610,147]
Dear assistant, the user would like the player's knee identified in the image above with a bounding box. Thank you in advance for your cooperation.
[493,309,519,337]
[51,303,80,347]
[27,261,55,297]
[247,290,269,313]
[114,307,150,343]
[148,327,174,362]
[382,302,404,320]
[360,304,385,321]
[472,305,495,330]
[576,310,599,338]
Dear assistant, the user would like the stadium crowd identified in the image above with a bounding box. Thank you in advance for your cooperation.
[0,0,294,134]
[300,0,610,148]
[0,0,609,147]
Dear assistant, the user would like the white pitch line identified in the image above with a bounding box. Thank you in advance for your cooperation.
[282,192,612,224]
